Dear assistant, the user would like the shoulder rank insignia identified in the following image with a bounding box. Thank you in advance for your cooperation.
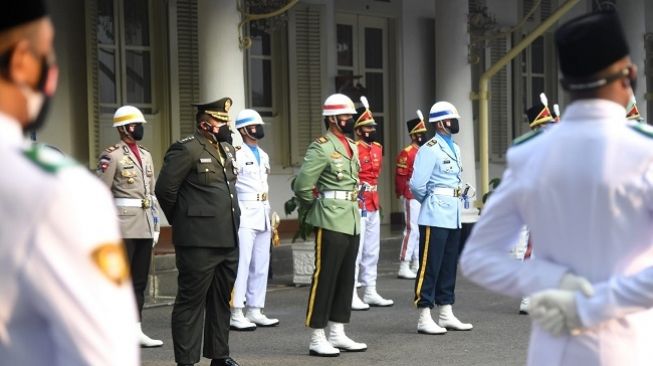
[104,144,119,153]
[315,136,328,144]
[23,144,75,174]
[178,135,195,144]
[372,141,382,147]
[628,122,653,139]
[91,242,129,285]
[426,139,437,147]
[512,129,543,146]
[122,145,130,154]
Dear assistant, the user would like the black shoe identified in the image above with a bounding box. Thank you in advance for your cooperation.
[210,357,240,366]
[177,364,194,366]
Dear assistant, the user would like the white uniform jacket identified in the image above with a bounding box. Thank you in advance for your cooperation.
[235,144,271,231]
[461,100,653,366]
[409,133,462,229]
[0,114,138,365]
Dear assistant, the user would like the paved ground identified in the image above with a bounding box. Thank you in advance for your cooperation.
[141,232,531,366]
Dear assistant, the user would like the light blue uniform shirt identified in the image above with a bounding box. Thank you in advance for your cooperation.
[409,133,462,229]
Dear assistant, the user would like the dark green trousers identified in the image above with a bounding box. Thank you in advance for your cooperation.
[172,246,238,364]
[305,228,360,328]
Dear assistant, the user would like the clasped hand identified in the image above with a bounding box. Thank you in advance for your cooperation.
[528,273,594,337]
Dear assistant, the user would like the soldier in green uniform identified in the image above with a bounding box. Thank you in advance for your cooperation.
[293,93,367,357]
[155,97,240,366]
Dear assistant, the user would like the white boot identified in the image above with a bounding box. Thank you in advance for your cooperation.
[410,259,419,274]
[351,289,370,311]
[397,261,416,279]
[137,322,163,348]
[230,308,256,331]
[362,286,394,307]
[309,328,340,357]
[417,307,447,335]
[327,322,367,352]
[519,297,530,315]
[437,305,473,331]
[246,307,279,327]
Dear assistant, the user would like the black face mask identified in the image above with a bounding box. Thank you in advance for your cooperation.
[443,119,460,134]
[361,130,377,144]
[215,124,233,144]
[130,124,144,141]
[415,134,427,146]
[247,125,265,140]
[338,117,355,134]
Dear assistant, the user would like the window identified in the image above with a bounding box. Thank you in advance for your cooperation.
[97,0,153,114]
[247,22,274,116]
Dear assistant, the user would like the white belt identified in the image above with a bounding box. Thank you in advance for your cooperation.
[115,198,152,208]
[239,192,268,201]
[431,187,461,197]
[321,190,357,202]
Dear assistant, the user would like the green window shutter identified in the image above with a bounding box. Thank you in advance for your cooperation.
[176,0,200,137]
[487,36,512,162]
[85,0,100,164]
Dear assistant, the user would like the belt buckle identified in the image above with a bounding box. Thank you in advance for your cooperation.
[141,198,151,209]
[259,192,268,201]
[350,191,357,202]
[454,188,461,197]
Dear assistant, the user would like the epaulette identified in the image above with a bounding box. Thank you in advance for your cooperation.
[138,144,149,152]
[104,144,119,153]
[178,135,195,144]
[512,129,543,146]
[354,140,361,145]
[315,136,328,144]
[628,122,653,139]
[23,144,75,174]
[403,145,413,152]
[372,141,382,148]
[426,139,437,147]
[346,137,355,143]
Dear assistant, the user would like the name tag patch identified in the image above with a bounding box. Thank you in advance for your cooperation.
[200,158,211,163]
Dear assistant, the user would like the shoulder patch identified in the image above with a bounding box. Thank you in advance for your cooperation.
[426,139,437,147]
[315,136,328,144]
[512,129,543,146]
[629,122,653,139]
[178,135,195,144]
[23,144,76,174]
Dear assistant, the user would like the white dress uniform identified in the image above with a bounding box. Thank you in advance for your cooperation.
[461,100,653,366]
[232,144,272,310]
[0,114,139,365]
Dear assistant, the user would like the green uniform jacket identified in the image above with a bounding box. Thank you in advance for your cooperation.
[293,130,360,235]
[155,132,240,248]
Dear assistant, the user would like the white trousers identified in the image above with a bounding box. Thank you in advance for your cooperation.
[232,227,272,308]
[355,209,380,287]
[398,198,420,262]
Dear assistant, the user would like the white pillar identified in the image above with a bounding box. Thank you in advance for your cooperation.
[618,0,647,121]
[434,0,478,216]
[198,0,246,143]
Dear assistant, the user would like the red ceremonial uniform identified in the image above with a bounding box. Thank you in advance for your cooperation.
[395,143,418,200]
[356,141,382,212]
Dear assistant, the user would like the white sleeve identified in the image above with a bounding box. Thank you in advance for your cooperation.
[23,168,139,366]
[460,166,568,298]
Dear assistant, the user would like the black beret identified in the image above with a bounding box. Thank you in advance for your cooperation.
[0,1,48,32]
[193,97,232,122]
[555,11,629,79]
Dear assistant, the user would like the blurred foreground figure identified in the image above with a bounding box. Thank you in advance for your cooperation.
[462,11,653,366]
[0,1,138,365]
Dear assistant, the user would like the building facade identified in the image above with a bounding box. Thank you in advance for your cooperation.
[41,0,653,228]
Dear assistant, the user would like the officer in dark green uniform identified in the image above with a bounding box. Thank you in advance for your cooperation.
[155,97,240,366]
[293,93,367,357]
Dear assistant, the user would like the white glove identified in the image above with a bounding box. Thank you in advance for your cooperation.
[559,272,594,297]
[529,289,581,337]
[152,230,160,247]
